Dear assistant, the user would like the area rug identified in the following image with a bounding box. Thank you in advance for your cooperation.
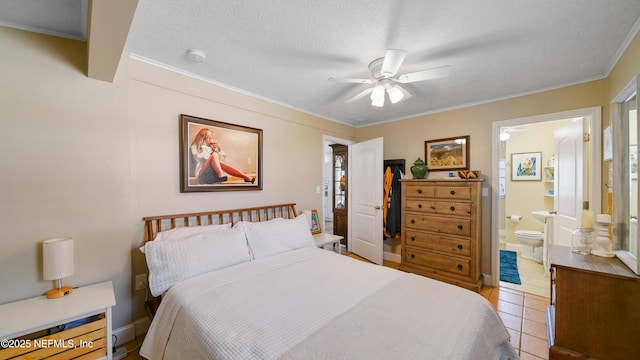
[500,250,522,285]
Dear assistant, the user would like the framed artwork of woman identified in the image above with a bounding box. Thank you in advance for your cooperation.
[180,114,263,192]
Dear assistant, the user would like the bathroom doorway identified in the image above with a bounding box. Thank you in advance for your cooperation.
[491,107,602,297]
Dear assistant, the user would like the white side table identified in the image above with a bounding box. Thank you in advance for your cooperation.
[313,233,344,254]
[0,281,115,360]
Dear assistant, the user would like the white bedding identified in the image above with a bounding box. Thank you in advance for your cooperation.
[140,247,516,360]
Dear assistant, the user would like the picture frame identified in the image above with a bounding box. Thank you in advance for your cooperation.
[180,114,262,192]
[424,135,470,171]
[310,209,321,234]
[511,152,542,181]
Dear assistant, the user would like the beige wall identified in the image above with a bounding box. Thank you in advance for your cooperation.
[503,121,569,244]
[0,27,354,328]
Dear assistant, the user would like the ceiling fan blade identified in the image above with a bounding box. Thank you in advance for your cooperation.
[346,87,373,103]
[328,77,373,84]
[399,87,412,102]
[396,65,451,83]
[381,49,407,77]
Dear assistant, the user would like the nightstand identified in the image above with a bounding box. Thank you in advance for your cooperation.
[0,281,115,360]
[313,233,344,254]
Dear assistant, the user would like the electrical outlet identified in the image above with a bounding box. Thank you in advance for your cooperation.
[135,274,147,291]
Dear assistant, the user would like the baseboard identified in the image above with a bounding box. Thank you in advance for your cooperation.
[505,243,522,252]
[483,273,493,287]
[112,346,128,360]
[383,251,401,263]
[112,317,151,347]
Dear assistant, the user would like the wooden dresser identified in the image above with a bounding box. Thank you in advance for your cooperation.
[399,179,483,291]
[547,245,640,359]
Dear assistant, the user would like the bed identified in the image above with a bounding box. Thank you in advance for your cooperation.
[139,203,518,360]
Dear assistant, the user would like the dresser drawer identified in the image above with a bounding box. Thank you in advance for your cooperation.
[406,214,471,237]
[405,200,471,217]
[404,230,471,256]
[435,185,471,200]
[405,184,435,198]
[404,247,471,277]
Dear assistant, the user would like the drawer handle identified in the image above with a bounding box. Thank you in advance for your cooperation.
[411,236,416,241]
[457,264,463,270]
[457,244,463,250]
[411,254,415,259]
[411,219,416,224]
[457,225,463,230]
[450,206,455,211]
[450,190,456,195]
[417,189,422,194]
[418,204,422,209]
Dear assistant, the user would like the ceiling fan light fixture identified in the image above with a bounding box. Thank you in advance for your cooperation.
[387,85,405,104]
[371,85,385,107]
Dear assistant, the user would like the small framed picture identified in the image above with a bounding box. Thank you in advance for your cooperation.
[310,209,321,234]
[511,152,542,181]
[424,135,470,171]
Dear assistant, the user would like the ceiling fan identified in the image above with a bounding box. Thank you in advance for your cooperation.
[328,49,450,107]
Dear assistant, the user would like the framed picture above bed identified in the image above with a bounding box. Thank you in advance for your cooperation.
[180,114,263,192]
[424,135,470,171]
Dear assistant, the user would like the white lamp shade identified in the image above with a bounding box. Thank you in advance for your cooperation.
[43,237,74,280]
[387,85,405,104]
[370,85,385,107]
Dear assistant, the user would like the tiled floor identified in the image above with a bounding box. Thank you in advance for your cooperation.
[500,252,550,298]
[480,286,550,359]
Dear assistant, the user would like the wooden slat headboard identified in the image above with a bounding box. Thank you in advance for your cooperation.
[142,203,298,241]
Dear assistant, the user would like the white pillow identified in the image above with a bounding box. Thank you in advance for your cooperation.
[243,214,316,259]
[144,225,250,297]
[153,223,231,242]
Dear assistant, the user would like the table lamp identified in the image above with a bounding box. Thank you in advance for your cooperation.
[43,237,74,299]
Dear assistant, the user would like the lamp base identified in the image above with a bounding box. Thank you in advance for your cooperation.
[46,286,73,299]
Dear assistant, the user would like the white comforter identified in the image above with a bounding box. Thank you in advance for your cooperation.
[140,247,515,360]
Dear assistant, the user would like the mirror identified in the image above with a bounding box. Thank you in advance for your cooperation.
[612,75,640,274]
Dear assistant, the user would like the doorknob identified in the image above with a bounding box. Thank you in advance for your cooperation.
[375,205,381,210]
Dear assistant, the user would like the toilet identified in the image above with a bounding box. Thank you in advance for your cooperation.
[515,230,544,263]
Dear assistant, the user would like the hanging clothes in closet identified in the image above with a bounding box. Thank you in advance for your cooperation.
[383,166,403,238]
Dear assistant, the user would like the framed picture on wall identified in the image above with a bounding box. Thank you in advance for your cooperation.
[511,152,542,181]
[310,209,321,234]
[180,114,262,192]
[424,135,470,171]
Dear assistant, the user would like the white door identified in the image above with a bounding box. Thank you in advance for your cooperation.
[553,119,585,246]
[349,137,384,264]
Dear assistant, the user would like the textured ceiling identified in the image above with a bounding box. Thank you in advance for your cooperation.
[0,0,86,41]
[2,1,640,127]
